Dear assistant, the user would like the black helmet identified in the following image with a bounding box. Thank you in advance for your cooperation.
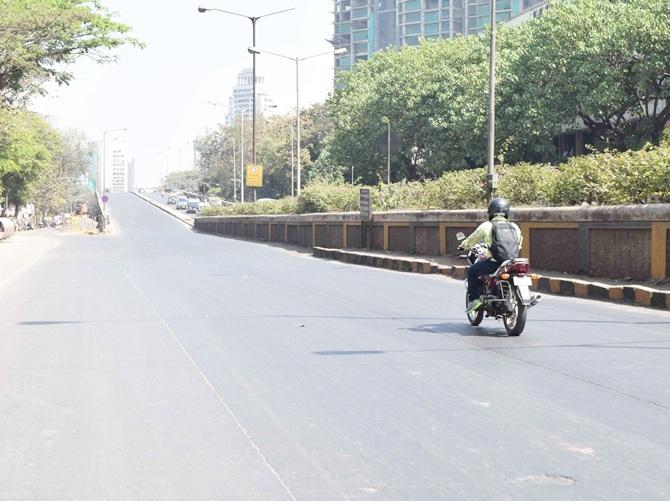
[487,197,510,220]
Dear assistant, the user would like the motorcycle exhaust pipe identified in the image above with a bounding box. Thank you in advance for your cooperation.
[529,294,542,308]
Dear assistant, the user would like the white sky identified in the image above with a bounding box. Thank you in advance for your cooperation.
[31,0,334,187]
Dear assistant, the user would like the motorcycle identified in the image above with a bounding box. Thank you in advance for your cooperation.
[457,232,541,336]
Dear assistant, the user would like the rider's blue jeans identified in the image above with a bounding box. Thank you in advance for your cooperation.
[467,259,499,301]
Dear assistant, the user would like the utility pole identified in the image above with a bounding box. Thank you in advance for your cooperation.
[290,125,295,197]
[487,0,497,201]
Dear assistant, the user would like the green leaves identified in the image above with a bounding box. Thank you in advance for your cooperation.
[0,0,143,106]
[325,0,670,178]
[202,145,670,215]
[0,107,88,213]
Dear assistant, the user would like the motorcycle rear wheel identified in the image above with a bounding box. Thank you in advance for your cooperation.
[503,292,527,336]
[466,295,484,326]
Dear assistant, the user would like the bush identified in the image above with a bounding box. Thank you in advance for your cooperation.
[497,163,557,206]
[296,181,359,213]
[199,146,670,215]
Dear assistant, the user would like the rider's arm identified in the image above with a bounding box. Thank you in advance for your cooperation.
[513,222,523,250]
[460,222,491,250]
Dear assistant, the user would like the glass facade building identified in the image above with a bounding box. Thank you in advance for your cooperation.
[226,68,275,126]
[333,0,546,70]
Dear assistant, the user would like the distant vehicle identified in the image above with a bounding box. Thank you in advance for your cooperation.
[207,197,222,206]
[186,198,201,214]
[256,198,277,203]
[167,194,177,204]
[175,196,188,210]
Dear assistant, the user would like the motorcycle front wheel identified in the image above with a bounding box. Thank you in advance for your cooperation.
[466,294,484,326]
[503,291,527,336]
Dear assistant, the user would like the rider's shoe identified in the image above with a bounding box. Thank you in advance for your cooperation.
[466,298,483,314]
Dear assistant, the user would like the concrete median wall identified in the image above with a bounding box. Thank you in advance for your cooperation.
[194,204,670,281]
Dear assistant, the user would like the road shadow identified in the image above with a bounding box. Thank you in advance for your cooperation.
[407,322,510,338]
[19,321,85,326]
[313,350,386,356]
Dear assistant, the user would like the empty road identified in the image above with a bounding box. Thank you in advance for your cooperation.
[1,193,668,500]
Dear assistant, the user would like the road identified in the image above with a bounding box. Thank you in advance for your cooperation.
[1,193,668,500]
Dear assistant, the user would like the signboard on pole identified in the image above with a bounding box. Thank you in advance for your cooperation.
[360,188,371,221]
[245,164,263,188]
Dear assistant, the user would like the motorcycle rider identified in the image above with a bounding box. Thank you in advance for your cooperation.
[459,197,522,314]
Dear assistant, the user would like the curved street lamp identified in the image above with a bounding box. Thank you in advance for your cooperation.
[248,46,346,196]
[198,6,295,177]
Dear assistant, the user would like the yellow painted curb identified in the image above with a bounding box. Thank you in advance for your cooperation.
[634,289,652,307]
[574,282,588,298]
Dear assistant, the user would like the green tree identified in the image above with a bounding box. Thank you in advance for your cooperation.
[504,0,670,152]
[164,170,202,193]
[0,108,53,213]
[30,128,89,215]
[195,104,333,201]
[0,0,142,107]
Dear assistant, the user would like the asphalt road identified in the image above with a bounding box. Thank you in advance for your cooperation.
[1,193,669,500]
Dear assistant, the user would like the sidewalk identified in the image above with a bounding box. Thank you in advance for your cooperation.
[313,246,670,311]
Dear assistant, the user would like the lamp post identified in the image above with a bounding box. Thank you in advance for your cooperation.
[487,0,497,200]
[208,101,243,202]
[290,125,295,197]
[382,116,391,184]
[102,128,127,194]
[247,46,346,196]
[157,151,169,187]
[198,6,295,176]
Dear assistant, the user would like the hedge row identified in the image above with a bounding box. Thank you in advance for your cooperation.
[202,146,670,216]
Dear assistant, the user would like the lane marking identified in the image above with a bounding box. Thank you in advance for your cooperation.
[117,257,298,501]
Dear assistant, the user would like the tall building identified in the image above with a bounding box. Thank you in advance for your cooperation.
[127,159,136,193]
[103,130,129,193]
[226,68,275,126]
[333,0,547,70]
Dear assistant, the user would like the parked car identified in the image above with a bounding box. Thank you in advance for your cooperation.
[175,196,188,210]
[167,194,177,204]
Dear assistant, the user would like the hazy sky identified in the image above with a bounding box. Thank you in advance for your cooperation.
[32,0,334,186]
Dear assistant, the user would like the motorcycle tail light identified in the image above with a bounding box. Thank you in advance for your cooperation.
[500,273,510,280]
[510,262,530,274]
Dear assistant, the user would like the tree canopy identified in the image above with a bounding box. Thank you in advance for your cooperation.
[323,0,670,183]
[0,0,142,106]
[194,104,332,201]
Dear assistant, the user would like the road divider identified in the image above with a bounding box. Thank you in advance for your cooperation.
[313,246,670,311]
[133,192,194,227]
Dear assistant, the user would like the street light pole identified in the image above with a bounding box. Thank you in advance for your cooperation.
[295,56,301,195]
[487,0,497,200]
[198,5,295,191]
[383,117,391,184]
[230,138,237,202]
[290,125,295,197]
[207,100,244,203]
[248,46,346,197]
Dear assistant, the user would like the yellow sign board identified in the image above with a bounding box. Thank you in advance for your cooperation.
[245,164,263,187]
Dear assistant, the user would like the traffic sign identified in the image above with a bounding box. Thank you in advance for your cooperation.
[360,188,372,220]
[246,164,263,188]
[101,195,109,204]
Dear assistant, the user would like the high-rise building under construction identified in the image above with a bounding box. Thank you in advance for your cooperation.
[332,0,548,71]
